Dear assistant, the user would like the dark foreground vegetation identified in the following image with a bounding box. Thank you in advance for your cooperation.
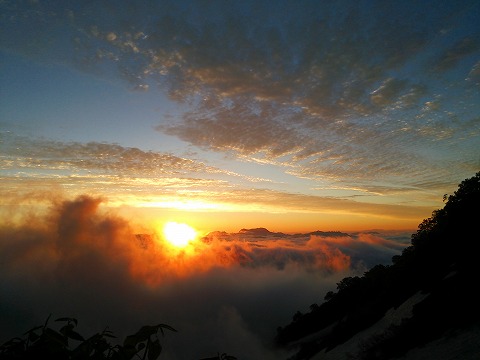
[276,172,480,359]
[0,316,236,360]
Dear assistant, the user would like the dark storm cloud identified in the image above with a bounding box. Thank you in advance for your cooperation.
[0,195,410,359]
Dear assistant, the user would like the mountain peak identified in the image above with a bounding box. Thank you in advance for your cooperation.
[238,227,273,235]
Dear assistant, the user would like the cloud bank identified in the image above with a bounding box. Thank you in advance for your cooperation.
[0,195,411,359]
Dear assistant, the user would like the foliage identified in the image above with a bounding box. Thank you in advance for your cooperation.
[0,315,176,360]
[276,172,480,359]
[0,316,238,360]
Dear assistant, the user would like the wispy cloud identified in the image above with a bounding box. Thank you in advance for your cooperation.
[1,134,228,177]
[1,134,436,220]
[2,0,478,195]
[0,134,274,199]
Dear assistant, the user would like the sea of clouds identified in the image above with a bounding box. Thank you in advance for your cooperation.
[0,195,413,359]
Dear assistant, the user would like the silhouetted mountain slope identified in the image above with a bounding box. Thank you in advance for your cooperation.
[275,172,480,360]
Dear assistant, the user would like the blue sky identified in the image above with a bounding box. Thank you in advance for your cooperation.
[1,0,479,232]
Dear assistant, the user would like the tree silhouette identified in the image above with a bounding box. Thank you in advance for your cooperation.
[276,172,480,359]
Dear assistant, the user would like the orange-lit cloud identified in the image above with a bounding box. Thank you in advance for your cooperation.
[0,192,411,287]
[2,195,359,285]
[0,193,416,359]
[1,134,439,227]
[1,134,251,180]
[0,193,412,357]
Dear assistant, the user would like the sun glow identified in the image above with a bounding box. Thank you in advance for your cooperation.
[163,221,197,248]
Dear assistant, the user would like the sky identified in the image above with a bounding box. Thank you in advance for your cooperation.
[0,0,479,359]
[1,0,479,233]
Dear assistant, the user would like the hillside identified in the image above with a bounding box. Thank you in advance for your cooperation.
[275,172,480,360]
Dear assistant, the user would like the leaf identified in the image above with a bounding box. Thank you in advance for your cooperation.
[55,317,70,322]
[0,337,23,348]
[102,328,117,338]
[43,314,52,329]
[134,325,158,342]
[147,339,162,360]
[23,325,43,336]
[23,325,42,343]
[157,323,177,336]
[43,328,68,347]
[60,324,74,336]
[219,354,237,360]
[123,334,139,348]
[158,324,177,333]
[55,317,78,326]
[66,329,85,342]
[116,343,138,360]
[102,333,117,338]
[94,339,110,353]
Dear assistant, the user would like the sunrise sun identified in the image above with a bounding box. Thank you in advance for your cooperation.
[163,221,197,248]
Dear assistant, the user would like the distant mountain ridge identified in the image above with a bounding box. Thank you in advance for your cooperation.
[202,228,351,241]
[275,172,480,360]
[306,230,349,237]
[238,227,285,237]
